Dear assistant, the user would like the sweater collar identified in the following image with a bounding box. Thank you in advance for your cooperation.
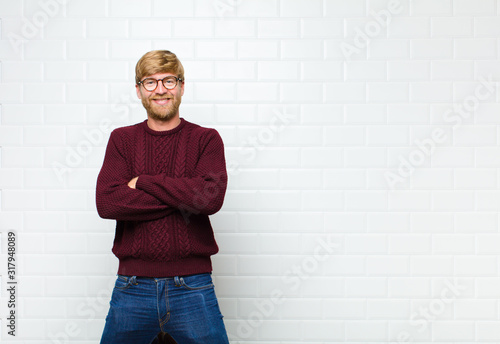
[141,118,186,136]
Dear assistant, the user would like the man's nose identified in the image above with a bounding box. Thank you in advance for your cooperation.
[155,81,169,94]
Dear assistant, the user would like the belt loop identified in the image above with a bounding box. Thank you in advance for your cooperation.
[174,276,181,287]
[131,276,138,285]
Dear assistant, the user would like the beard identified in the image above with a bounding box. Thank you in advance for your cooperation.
[141,94,181,122]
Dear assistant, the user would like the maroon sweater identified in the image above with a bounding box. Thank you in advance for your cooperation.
[96,118,227,277]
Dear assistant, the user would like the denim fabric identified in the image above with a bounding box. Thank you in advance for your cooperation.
[100,273,229,344]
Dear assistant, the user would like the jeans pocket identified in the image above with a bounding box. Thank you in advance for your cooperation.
[179,273,214,290]
[114,274,132,290]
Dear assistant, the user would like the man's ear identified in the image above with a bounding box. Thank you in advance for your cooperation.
[180,81,185,96]
[136,84,142,99]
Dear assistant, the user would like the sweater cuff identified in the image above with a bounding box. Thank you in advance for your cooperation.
[135,174,152,191]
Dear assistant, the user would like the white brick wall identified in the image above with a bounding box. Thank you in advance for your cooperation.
[1,0,500,343]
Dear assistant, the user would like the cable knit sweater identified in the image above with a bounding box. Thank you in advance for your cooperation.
[96,118,227,277]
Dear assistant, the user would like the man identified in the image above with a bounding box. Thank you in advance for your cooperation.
[96,50,229,344]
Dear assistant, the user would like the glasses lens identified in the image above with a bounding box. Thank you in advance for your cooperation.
[142,78,158,91]
[162,77,177,90]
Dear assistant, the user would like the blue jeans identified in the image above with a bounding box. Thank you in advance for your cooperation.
[100,273,229,344]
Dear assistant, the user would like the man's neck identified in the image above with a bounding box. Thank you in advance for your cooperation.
[146,115,181,132]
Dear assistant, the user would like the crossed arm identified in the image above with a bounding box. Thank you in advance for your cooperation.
[96,129,227,221]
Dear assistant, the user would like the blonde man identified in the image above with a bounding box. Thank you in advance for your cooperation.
[97,50,229,344]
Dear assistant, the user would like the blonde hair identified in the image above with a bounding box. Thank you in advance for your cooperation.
[135,50,185,84]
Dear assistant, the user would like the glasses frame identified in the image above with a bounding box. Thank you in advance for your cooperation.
[137,76,183,92]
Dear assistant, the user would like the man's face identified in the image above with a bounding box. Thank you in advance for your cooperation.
[136,72,184,122]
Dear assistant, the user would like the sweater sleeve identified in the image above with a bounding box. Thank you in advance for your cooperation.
[96,129,174,221]
[135,129,228,216]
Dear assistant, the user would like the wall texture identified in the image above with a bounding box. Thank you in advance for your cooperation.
[1,0,500,343]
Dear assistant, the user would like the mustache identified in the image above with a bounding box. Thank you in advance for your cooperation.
[151,96,173,100]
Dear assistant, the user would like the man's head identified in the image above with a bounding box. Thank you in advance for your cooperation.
[135,50,185,123]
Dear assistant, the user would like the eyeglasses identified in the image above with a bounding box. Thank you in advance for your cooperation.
[137,76,183,92]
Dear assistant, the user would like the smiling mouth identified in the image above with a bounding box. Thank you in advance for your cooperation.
[152,98,172,105]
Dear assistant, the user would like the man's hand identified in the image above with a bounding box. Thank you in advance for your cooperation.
[128,176,139,189]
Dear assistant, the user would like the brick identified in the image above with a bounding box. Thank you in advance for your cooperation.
[432,234,475,254]
[367,299,410,319]
[367,213,409,233]
[110,40,152,60]
[324,169,365,188]
[454,169,497,189]
[411,0,452,15]
[389,234,431,254]
[453,125,497,146]
[324,126,364,146]
[281,39,323,59]
[302,19,343,38]
[0,1,22,16]
[23,82,64,104]
[411,39,453,59]
[67,0,106,16]
[45,190,88,210]
[326,82,366,103]
[323,299,365,319]
[455,38,497,59]
[346,61,387,81]
[214,19,255,38]
[196,41,235,59]
[173,19,213,38]
[388,17,430,38]
[388,61,430,80]
[455,212,498,233]
[411,168,454,189]
[345,147,386,167]
[410,82,453,102]
[109,0,151,17]
[0,168,23,188]
[67,40,108,60]
[431,17,473,37]
[280,82,322,103]
[279,169,322,189]
[2,147,44,167]
[411,212,453,233]
[281,0,322,17]
[215,61,255,80]
[368,39,410,59]
[475,16,500,36]
[0,83,21,104]
[325,0,366,16]
[258,61,298,80]
[389,277,430,297]
[87,62,129,81]
[44,19,85,38]
[411,256,453,275]
[235,0,279,17]
[45,62,85,81]
[66,83,108,104]
[2,190,44,210]
[152,0,194,16]
[454,0,496,15]
[86,19,129,39]
[455,256,497,276]
[345,321,387,341]
[238,40,279,59]
[257,19,300,39]
[2,61,43,81]
[431,60,474,80]
[0,126,23,146]
[130,20,172,38]
[368,82,409,103]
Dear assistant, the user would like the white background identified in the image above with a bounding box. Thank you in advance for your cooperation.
[1,0,500,343]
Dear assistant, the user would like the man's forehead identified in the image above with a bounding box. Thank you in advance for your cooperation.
[142,72,177,79]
